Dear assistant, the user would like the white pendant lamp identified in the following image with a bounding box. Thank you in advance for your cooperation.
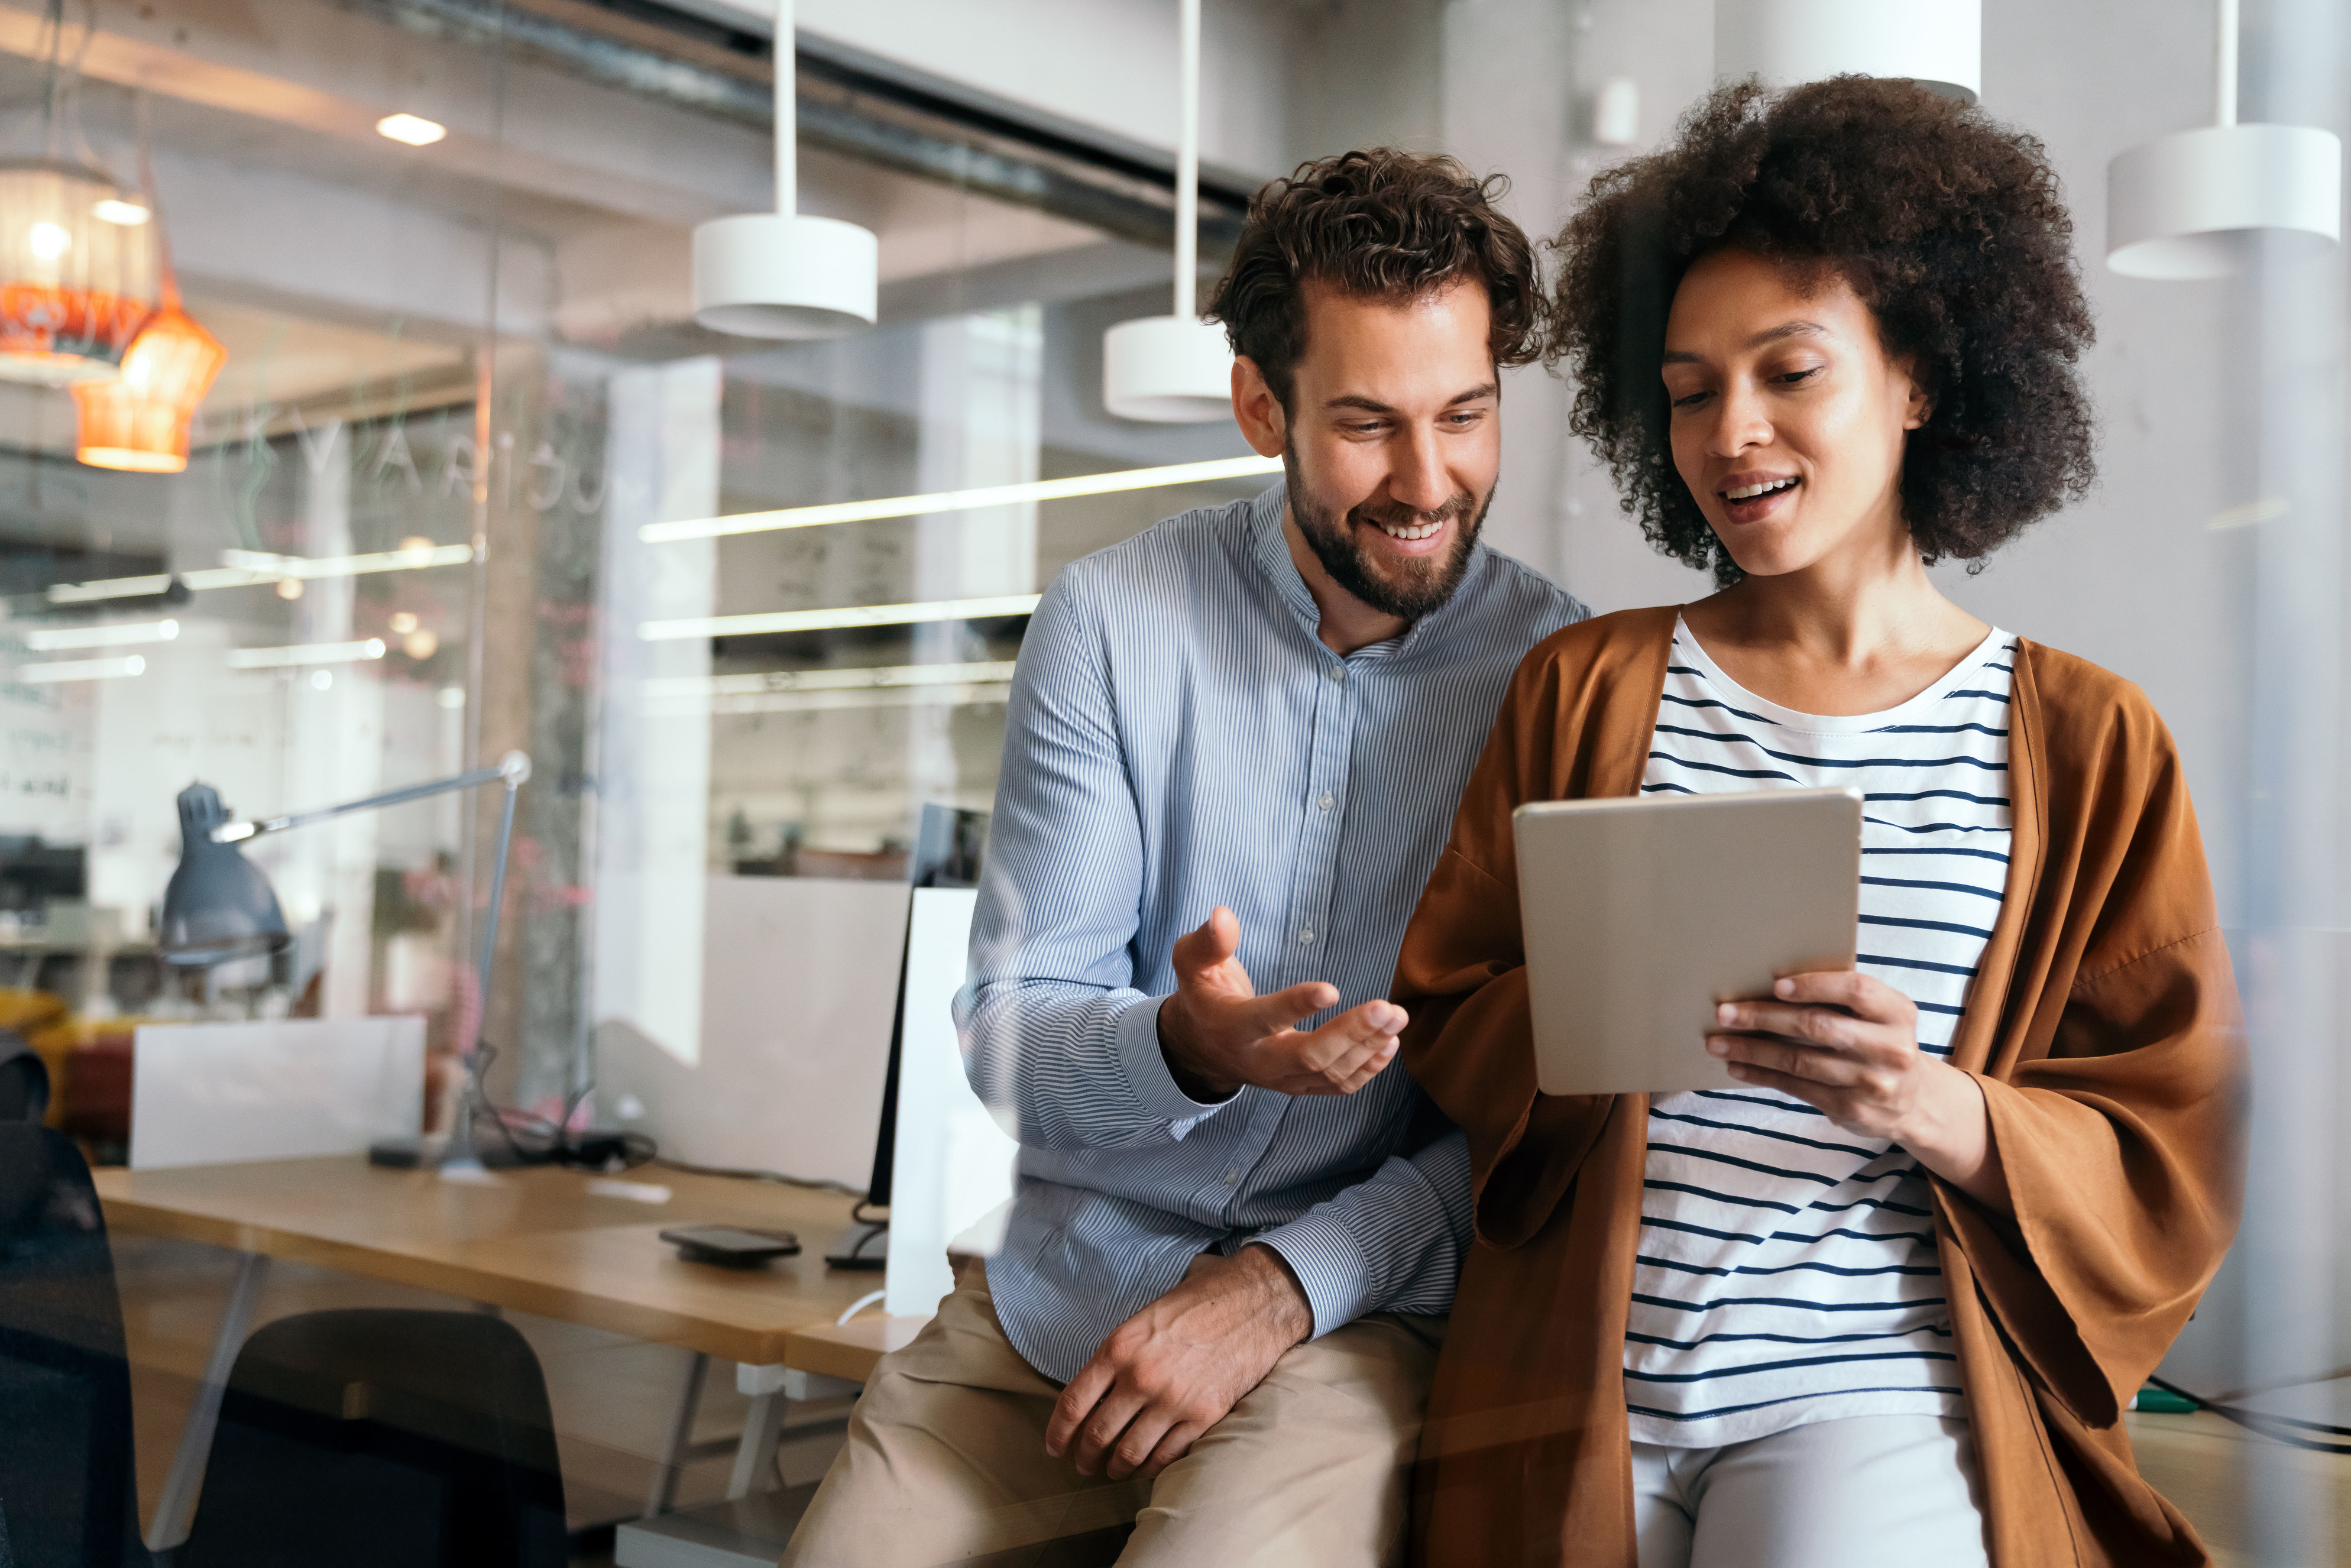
[692,0,876,338]
[1715,0,1980,105]
[2106,0,2340,280]
[1102,0,1233,422]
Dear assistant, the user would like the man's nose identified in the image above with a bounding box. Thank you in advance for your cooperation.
[1388,426,1452,514]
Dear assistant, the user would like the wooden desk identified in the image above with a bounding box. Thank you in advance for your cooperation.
[95,1155,879,1553]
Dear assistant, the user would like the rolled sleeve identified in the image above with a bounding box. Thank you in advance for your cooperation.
[1113,994,1233,1133]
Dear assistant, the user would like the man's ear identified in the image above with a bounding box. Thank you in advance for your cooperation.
[1232,357,1287,458]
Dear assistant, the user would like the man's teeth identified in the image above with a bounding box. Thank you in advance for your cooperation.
[1724,477,1798,502]
[1376,518,1443,541]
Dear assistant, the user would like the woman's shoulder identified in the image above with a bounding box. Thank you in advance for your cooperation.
[2015,639,2171,738]
[1514,604,1682,683]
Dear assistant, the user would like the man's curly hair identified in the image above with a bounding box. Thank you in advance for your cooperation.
[1211,148,1543,410]
[1547,77,2096,584]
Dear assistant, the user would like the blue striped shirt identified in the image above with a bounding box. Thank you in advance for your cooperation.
[957,482,1588,1381]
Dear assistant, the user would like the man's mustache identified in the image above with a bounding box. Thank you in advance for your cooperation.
[1348,492,1482,532]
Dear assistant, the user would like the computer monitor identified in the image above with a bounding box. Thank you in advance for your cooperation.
[831,804,987,1264]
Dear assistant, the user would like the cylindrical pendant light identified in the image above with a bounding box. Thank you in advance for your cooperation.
[1102,0,1233,423]
[1715,0,1980,105]
[2106,0,2341,280]
[691,0,877,339]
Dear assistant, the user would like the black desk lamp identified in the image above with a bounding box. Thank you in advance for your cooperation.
[159,751,533,1164]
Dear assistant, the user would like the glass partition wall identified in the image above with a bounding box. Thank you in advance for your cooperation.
[0,0,2342,1561]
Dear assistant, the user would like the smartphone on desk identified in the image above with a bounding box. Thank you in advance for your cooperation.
[659,1225,802,1268]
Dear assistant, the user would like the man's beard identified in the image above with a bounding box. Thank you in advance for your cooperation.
[1284,451,1491,622]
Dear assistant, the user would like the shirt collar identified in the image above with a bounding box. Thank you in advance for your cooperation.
[1245,478,1489,664]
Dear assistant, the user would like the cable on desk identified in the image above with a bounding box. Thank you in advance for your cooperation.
[649,1155,866,1198]
[2143,1375,2351,1454]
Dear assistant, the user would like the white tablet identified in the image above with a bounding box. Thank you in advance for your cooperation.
[1513,787,1863,1096]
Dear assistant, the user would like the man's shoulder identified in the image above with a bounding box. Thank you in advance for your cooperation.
[1452,545,1593,641]
[1053,493,1259,608]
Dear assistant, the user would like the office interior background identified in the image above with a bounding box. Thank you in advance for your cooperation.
[0,0,2344,1562]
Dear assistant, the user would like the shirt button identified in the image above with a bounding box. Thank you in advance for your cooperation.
[1298,928,1315,945]
[1317,791,1335,812]
[1327,664,1346,682]
[1223,1167,1240,1186]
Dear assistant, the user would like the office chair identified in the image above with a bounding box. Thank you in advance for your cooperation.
[178,1308,568,1568]
[0,1122,149,1567]
[0,1032,51,1123]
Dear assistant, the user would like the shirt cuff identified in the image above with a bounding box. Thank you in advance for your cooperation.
[1113,995,1233,1132]
[1251,1211,1373,1340]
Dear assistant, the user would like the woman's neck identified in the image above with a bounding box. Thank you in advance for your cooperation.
[1682,536,1990,717]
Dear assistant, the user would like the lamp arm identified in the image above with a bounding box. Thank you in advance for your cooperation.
[209,751,532,844]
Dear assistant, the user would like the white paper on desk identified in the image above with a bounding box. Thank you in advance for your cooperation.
[129,1017,425,1169]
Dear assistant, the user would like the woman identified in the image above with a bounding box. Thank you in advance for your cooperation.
[1395,79,2245,1568]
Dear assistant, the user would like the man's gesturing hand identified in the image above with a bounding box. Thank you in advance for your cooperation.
[1157,906,1405,1100]
[1045,1245,1314,1482]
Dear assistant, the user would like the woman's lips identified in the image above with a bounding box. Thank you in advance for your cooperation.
[1718,476,1799,525]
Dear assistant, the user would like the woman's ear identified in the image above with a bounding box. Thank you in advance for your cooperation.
[1903,368,1932,432]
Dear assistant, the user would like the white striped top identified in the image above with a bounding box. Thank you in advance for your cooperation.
[1623,618,2015,1447]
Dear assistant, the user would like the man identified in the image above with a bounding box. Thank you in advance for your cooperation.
[784,148,1589,1567]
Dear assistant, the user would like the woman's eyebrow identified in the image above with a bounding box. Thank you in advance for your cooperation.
[1662,320,1833,365]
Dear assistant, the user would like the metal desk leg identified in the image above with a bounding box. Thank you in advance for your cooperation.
[727,1364,789,1499]
[642,1350,708,1519]
[147,1250,270,1555]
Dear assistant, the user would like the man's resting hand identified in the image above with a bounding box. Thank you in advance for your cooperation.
[1044,1245,1314,1482]
[1158,906,1405,1100]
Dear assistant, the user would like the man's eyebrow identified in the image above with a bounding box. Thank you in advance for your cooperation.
[1662,320,1832,365]
[1323,381,1500,414]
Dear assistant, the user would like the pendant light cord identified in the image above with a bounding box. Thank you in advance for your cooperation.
[773,0,795,215]
[2214,0,2237,127]
[1173,0,1200,319]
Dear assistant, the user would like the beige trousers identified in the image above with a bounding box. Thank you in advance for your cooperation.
[782,1261,1445,1568]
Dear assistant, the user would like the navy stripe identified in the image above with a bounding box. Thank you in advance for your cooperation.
[1628,1324,1954,1351]
[1869,722,2007,737]
[1630,1386,1967,1423]
[1643,1179,1803,1216]
[1650,1110,1882,1159]
[1864,844,2012,864]
[1861,874,2005,902]
[1648,751,1801,783]
[1857,950,1981,977]
[1863,789,2011,806]
[1624,1349,1959,1385]
[1860,912,1997,941]
[1638,1253,1946,1280]
[1633,1290,1950,1316]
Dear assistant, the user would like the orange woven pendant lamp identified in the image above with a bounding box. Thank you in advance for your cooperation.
[71,276,222,472]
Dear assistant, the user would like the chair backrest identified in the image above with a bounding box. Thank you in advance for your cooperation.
[0,1034,48,1123]
[181,1308,566,1568]
[0,1122,146,1567]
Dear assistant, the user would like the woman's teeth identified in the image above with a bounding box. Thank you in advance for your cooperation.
[1377,518,1443,541]
[1724,477,1798,501]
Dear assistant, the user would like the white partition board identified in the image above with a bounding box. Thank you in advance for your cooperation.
[885,887,1021,1318]
[129,1016,425,1169]
[594,876,908,1189]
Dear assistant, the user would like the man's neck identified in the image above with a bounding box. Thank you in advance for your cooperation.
[1281,505,1412,656]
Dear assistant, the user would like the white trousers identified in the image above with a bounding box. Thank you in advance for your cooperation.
[1632,1415,1990,1568]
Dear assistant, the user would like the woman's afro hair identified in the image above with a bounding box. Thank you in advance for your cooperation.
[1546,76,2097,584]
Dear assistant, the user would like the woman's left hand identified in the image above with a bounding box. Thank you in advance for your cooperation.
[1706,970,2009,1214]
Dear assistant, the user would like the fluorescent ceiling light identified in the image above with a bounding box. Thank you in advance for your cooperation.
[46,545,475,605]
[642,660,1018,699]
[17,654,145,682]
[223,545,476,579]
[227,638,388,669]
[376,114,448,147]
[641,594,1041,643]
[91,199,149,226]
[639,454,1283,544]
[22,618,178,651]
[694,682,1013,717]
